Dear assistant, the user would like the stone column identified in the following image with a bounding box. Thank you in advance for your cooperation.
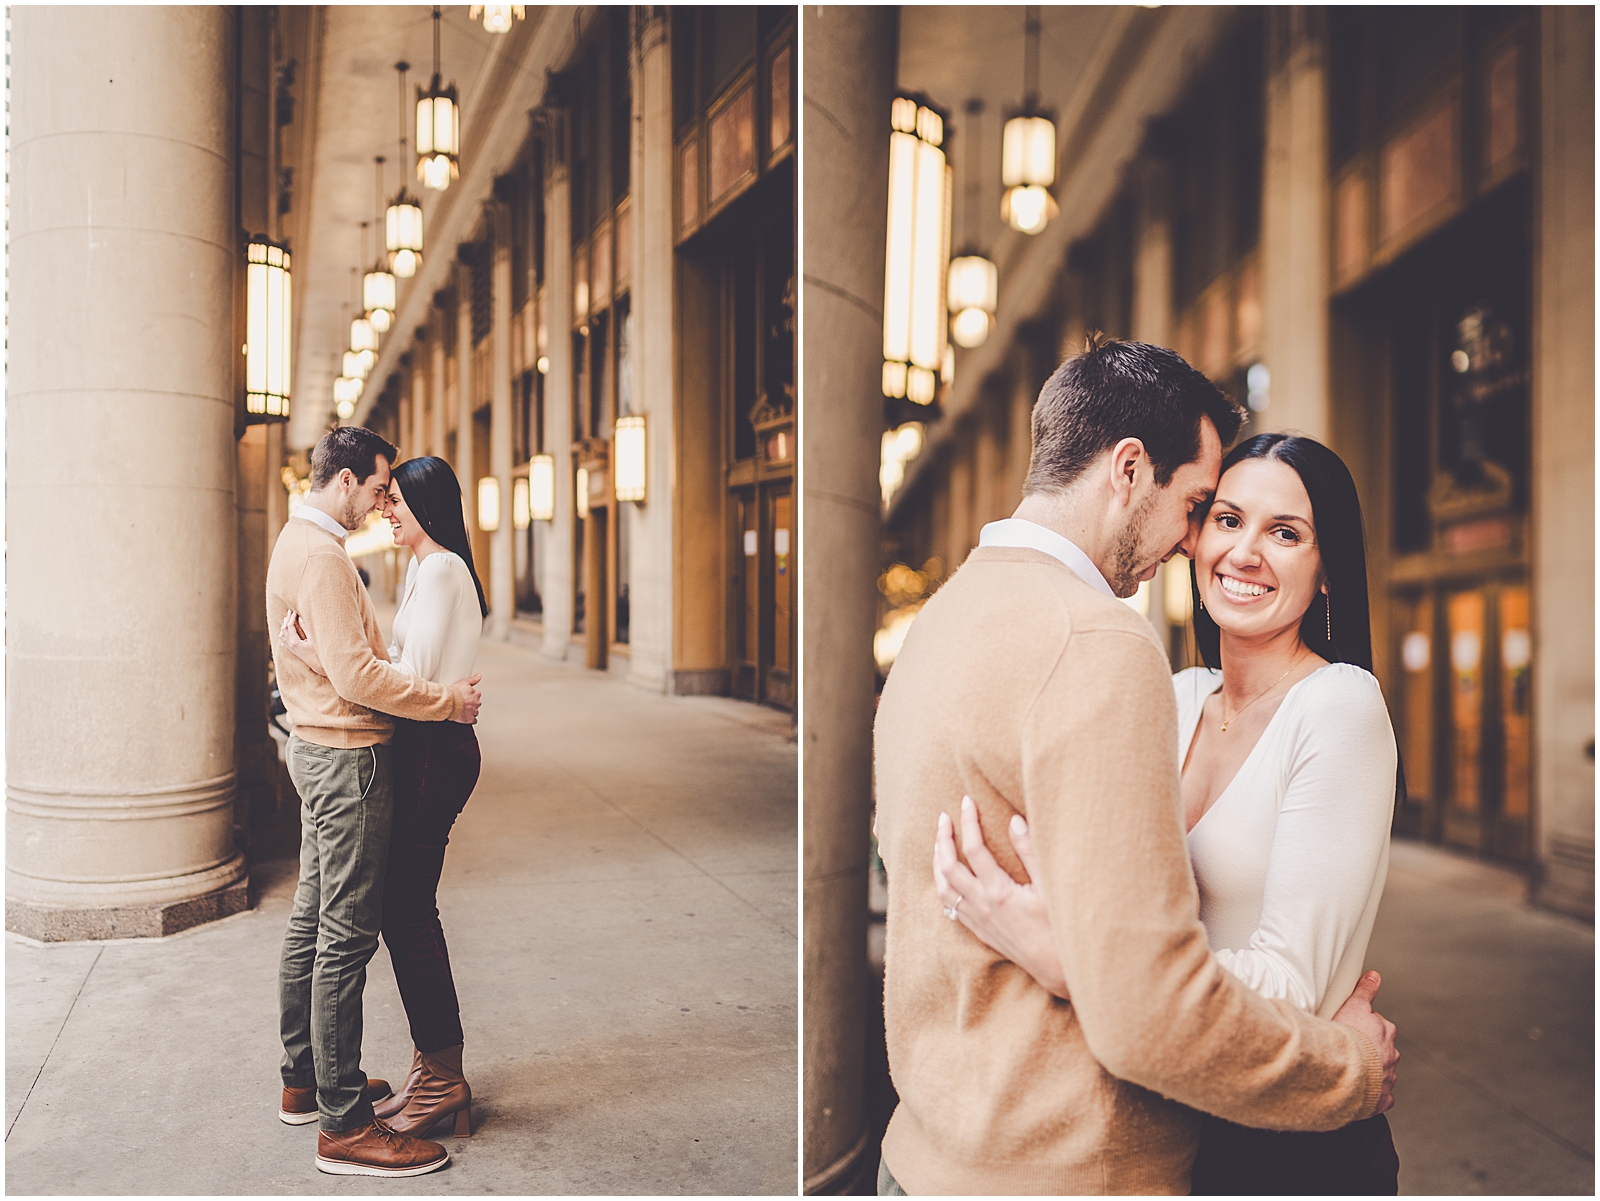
[802,5,895,1192]
[540,144,577,661]
[489,202,515,638]
[1259,7,1329,441]
[456,262,477,544]
[1131,152,1178,649]
[7,6,247,940]
[410,345,429,460]
[625,10,675,691]
[431,317,449,463]
[1531,6,1595,918]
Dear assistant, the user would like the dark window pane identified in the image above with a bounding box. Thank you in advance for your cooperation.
[707,7,755,101]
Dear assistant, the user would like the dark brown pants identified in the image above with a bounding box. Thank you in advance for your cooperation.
[1189,1111,1400,1195]
[380,718,481,1053]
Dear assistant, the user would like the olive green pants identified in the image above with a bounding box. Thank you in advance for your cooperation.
[278,737,392,1132]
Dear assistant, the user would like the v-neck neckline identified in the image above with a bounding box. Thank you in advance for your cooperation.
[1181,665,1330,835]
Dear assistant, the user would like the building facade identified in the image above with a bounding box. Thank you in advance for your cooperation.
[803,4,1593,1190]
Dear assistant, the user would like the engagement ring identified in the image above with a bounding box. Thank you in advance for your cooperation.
[942,905,959,920]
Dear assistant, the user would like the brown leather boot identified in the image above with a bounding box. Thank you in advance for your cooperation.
[381,1044,472,1138]
[373,1048,423,1120]
[279,1077,393,1126]
[315,1120,449,1177]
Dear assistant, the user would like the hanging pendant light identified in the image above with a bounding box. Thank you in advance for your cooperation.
[469,4,524,33]
[245,235,292,420]
[387,62,425,279]
[416,7,461,192]
[948,98,998,349]
[882,94,952,405]
[363,171,397,332]
[1001,7,1058,235]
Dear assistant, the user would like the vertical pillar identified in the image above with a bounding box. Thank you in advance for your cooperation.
[411,344,429,460]
[1531,6,1596,918]
[1131,152,1178,649]
[540,141,576,661]
[801,5,896,1192]
[489,202,515,638]
[455,262,477,554]
[432,318,448,464]
[7,6,247,939]
[1259,7,1330,441]
[625,10,676,691]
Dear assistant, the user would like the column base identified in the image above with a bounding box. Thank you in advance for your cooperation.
[803,1127,874,1195]
[6,874,249,942]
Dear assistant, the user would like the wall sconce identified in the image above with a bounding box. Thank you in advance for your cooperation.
[417,7,460,192]
[947,254,997,348]
[575,466,590,520]
[882,95,951,406]
[469,4,525,32]
[529,454,555,521]
[245,236,292,420]
[512,477,531,529]
[477,476,500,531]
[614,415,647,503]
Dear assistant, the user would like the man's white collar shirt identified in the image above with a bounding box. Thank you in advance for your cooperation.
[978,518,1115,598]
[295,505,351,542]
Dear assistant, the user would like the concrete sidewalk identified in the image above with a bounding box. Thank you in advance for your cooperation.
[1371,840,1593,1196]
[6,638,798,1195]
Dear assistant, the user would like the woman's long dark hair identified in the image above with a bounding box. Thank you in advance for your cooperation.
[1190,433,1373,673]
[391,456,489,618]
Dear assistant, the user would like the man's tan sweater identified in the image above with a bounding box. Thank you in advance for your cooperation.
[875,547,1382,1195]
[266,517,461,747]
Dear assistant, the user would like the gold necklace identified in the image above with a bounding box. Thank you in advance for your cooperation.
[1219,653,1304,732]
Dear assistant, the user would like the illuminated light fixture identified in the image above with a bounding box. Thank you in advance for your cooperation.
[336,399,356,420]
[333,375,364,406]
[386,63,424,279]
[244,235,291,419]
[614,415,647,504]
[1246,362,1271,412]
[1001,8,1058,235]
[880,421,925,507]
[512,476,531,529]
[362,210,396,333]
[343,350,371,380]
[947,255,997,349]
[575,466,590,520]
[536,355,550,375]
[529,454,555,521]
[469,3,524,33]
[350,315,378,354]
[416,7,460,192]
[477,476,500,531]
[882,94,952,406]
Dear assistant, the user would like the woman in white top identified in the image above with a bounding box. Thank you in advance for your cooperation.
[282,455,485,1143]
[932,433,1401,1194]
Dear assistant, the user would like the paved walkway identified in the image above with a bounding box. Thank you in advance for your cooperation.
[6,637,798,1195]
[1372,840,1593,1196]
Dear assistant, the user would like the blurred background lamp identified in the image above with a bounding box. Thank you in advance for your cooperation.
[529,454,555,521]
[350,315,378,354]
[385,192,424,277]
[1164,560,1194,625]
[882,94,951,404]
[364,266,396,324]
[536,355,551,375]
[416,8,461,192]
[477,476,500,532]
[1001,183,1056,235]
[244,236,292,419]
[335,399,356,420]
[1247,361,1271,412]
[614,415,648,503]
[333,375,363,405]
[575,467,590,520]
[1002,115,1057,189]
[469,4,524,32]
[512,477,530,530]
[343,350,370,381]
[946,254,997,350]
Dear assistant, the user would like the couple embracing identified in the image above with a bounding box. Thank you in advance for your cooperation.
[266,426,489,1177]
[874,338,1403,1195]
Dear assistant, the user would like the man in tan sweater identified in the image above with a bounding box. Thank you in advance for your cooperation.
[267,427,482,1178]
[874,339,1398,1194]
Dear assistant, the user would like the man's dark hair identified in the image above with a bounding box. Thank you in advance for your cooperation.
[1023,335,1244,494]
[309,427,399,491]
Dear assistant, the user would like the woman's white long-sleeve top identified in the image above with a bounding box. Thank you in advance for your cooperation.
[387,551,482,686]
[1175,663,1398,1019]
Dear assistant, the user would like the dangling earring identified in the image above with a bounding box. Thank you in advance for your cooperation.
[1197,592,1205,612]
[1324,593,1332,643]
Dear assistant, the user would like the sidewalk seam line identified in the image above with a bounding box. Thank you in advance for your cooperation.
[7,944,104,1142]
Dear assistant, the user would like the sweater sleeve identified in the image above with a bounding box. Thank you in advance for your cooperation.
[1213,667,1398,1012]
[1022,628,1382,1131]
[296,550,461,722]
[393,555,464,683]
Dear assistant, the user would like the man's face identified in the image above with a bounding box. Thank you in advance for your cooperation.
[1105,420,1222,598]
[336,455,392,530]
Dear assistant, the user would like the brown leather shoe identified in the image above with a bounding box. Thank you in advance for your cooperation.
[373,1049,423,1120]
[382,1044,472,1139]
[315,1120,449,1177]
[279,1077,394,1126]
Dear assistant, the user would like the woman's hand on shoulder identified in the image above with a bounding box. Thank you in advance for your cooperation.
[279,609,327,676]
[933,796,1071,1000]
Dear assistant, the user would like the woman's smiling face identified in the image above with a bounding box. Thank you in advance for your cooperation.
[1195,456,1325,642]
